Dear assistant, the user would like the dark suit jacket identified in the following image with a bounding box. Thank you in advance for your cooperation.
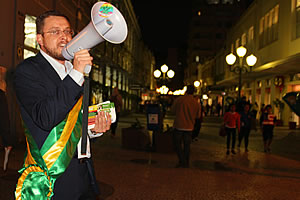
[14,52,83,149]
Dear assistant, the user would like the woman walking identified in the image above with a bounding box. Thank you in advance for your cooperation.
[238,103,252,152]
[260,105,276,152]
[224,104,240,155]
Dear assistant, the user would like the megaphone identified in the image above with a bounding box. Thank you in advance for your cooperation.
[62,1,128,64]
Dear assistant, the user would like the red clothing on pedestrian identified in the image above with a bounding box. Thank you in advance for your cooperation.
[171,94,201,131]
[224,111,240,132]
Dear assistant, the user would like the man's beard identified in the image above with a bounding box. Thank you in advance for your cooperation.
[43,45,65,61]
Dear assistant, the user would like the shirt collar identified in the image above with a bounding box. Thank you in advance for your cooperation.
[40,50,73,80]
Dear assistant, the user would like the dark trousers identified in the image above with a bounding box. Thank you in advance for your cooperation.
[262,125,274,142]
[238,127,251,149]
[192,119,202,139]
[53,158,97,200]
[111,112,120,135]
[225,127,236,150]
[172,129,192,167]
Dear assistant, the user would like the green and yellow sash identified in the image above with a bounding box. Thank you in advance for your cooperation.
[15,97,83,200]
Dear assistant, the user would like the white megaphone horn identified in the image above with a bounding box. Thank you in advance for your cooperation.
[62,1,128,72]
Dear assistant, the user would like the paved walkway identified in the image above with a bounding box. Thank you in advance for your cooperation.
[1,114,300,199]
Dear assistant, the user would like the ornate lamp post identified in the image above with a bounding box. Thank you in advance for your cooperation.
[154,64,175,80]
[194,80,201,94]
[225,46,257,100]
[153,64,175,95]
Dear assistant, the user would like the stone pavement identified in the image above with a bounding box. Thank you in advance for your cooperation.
[1,113,300,199]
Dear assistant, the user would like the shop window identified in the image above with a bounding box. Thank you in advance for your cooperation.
[257,81,262,87]
[98,67,103,84]
[122,74,126,91]
[126,78,129,92]
[105,66,111,87]
[24,14,39,59]
[112,69,117,87]
[92,67,99,82]
[266,79,271,86]
[118,71,122,90]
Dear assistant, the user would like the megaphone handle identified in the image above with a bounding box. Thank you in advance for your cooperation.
[81,75,90,155]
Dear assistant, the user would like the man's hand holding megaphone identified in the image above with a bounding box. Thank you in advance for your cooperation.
[72,49,93,74]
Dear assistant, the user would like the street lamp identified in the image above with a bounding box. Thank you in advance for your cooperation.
[194,80,201,95]
[194,80,200,88]
[225,46,257,100]
[153,64,175,80]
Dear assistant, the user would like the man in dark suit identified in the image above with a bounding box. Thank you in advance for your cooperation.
[14,10,111,199]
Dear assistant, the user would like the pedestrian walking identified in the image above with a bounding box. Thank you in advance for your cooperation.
[250,102,259,131]
[260,105,276,153]
[171,85,201,168]
[238,103,252,152]
[14,10,111,199]
[110,87,122,138]
[223,104,240,155]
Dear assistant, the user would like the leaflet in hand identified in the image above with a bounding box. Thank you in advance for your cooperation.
[88,101,116,130]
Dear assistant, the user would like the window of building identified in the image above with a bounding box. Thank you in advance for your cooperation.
[296,0,300,38]
[264,13,269,45]
[235,38,240,49]
[241,33,247,45]
[248,26,254,42]
[259,4,279,48]
[24,15,39,59]
[259,17,264,35]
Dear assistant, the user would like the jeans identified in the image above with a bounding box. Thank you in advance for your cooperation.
[172,129,192,167]
[238,127,251,149]
[225,127,236,150]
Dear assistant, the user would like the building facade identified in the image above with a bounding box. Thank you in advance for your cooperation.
[212,0,300,126]
[0,0,154,140]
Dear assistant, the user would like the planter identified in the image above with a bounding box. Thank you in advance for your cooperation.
[289,122,297,130]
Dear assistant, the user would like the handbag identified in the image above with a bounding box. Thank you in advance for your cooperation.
[219,124,226,137]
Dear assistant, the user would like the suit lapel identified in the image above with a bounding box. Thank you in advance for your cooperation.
[35,52,63,86]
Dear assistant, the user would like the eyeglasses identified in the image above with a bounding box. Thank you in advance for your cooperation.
[42,29,74,37]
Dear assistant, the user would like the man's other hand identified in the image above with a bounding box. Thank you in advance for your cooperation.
[91,111,112,133]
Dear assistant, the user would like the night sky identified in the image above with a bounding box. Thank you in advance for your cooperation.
[131,0,193,63]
